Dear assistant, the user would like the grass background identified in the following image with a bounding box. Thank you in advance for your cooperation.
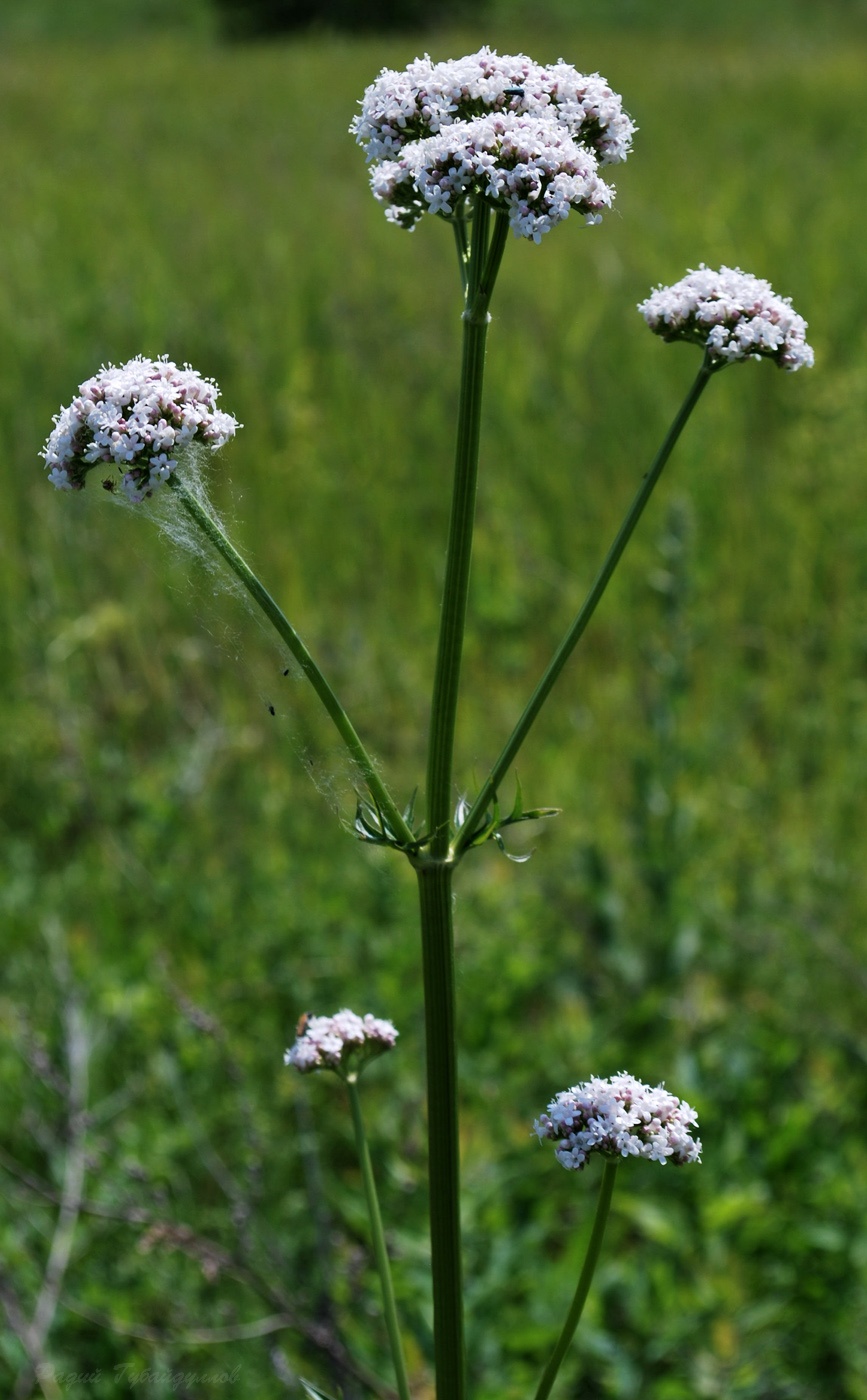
[2,1,867,1396]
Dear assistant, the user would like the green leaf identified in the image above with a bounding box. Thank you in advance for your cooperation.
[354,799,389,844]
[402,786,418,825]
[299,1380,340,1400]
[502,805,560,826]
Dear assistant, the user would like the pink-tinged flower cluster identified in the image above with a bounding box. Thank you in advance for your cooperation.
[352,47,634,241]
[42,356,240,502]
[535,1072,701,1170]
[285,1010,398,1077]
[352,48,635,165]
[371,114,614,242]
[638,265,814,372]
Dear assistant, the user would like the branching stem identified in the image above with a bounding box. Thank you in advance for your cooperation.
[454,357,715,854]
[169,478,413,846]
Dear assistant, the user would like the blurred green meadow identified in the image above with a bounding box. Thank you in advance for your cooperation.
[2,1,867,1396]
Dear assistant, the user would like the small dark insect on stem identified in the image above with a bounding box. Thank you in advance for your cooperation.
[268,705,275,716]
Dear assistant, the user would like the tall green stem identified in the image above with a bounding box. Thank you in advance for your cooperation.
[426,202,509,856]
[168,477,414,847]
[454,357,715,855]
[345,1077,411,1400]
[533,1161,618,1400]
[415,859,463,1400]
[416,200,510,1400]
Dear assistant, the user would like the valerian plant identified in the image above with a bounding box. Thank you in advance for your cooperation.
[41,46,813,1400]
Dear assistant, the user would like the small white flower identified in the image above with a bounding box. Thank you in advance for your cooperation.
[535,1072,702,1170]
[285,1009,398,1077]
[638,265,814,371]
[352,47,633,240]
[42,356,241,497]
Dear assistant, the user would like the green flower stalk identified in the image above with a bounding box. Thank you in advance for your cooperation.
[452,355,714,855]
[167,478,414,848]
[286,1011,410,1400]
[39,354,413,848]
[533,1161,618,1400]
[455,260,815,850]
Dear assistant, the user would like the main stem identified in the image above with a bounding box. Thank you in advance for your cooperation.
[168,478,413,847]
[426,201,508,856]
[533,1161,618,1400]
[346,1077,411,1400]
[454,357,715,855]
[415,859,462,1399]
[417,201,509,1400]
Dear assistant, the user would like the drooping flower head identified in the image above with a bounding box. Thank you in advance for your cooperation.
[285,1009,398,1078]
[352,47,635,241]
[42,356,240,502]
[535,1072,701,1171]
[638,265,814,372]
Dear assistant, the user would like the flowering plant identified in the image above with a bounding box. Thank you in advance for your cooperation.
[42,44,813,1399]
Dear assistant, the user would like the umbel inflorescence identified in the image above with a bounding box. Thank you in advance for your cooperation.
[42,356,240,502]
[352,47,635,242]
[535,1073,702,1170]
[285,1010,399,1077]
[639,265,814,371]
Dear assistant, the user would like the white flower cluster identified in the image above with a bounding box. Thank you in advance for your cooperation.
[371,114,614,242]
[535,1072,701,1170]
[638,265,814,372]
[352,48,634,241]
[285,1010,399,1076]
[42,356,240,502]
[352,48,635,164]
